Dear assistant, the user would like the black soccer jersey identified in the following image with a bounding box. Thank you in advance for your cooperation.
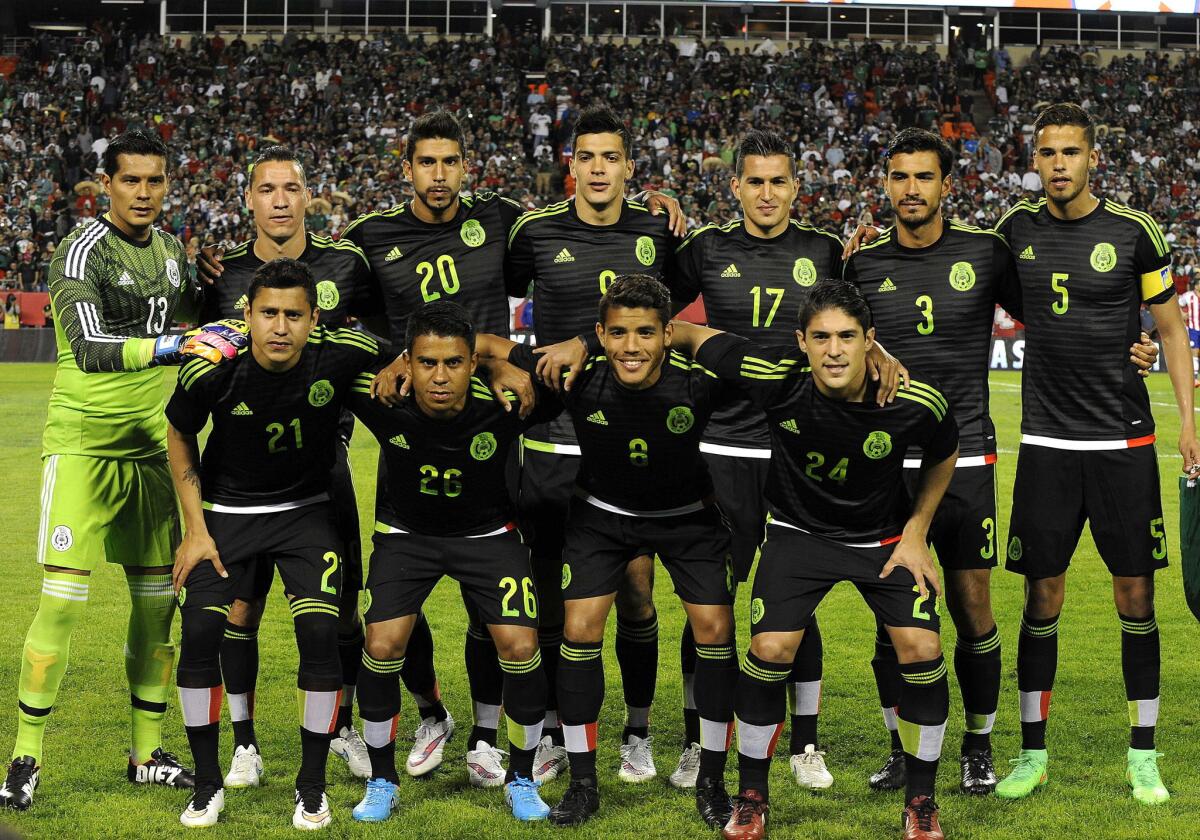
[165,327,381,508]
[671,218,843,450]
[846,222,1021,460]
[509,342,725,514]
[342,191,521,340]
[199,232,376,326]
[996,197,1174,444]
[347,373,559,537]
[696,334,959,544]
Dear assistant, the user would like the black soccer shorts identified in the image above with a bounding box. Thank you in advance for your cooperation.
[518,444,577,626]
[1006,443,1168,579]
[749,521,940,634]
[902,460,999,571]
[702,449,770,582]
[363,526,538,629]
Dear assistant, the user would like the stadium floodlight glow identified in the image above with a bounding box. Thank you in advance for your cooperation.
[29,22,87,31]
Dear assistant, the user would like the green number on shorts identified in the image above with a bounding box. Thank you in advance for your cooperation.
[599,269,616,294]
[915,294,934,335]
[266,418,302,453]
[1051,272,1069,315]
[749,286,785,328]
[320,551,339,595]
[981,517,996,560]
[417,254,461,302]
[629,438,649,467]
[419,465,462,497]
[522,577,537,618]
[499,576,537,618]
[1150,517,1167,560]
[912,584,932,621]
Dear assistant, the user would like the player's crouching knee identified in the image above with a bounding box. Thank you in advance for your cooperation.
[363,625,408,662]
[494,632,540,664]
[688,610,734,646]
[748,633,799,666]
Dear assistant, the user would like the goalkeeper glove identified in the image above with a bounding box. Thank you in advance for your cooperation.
[149,321,248,366]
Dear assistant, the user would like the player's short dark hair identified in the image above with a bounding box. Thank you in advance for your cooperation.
[405,111,466,162]
[1033,102,1095,148]
[571,105,632,159]
[798,278,873,334]
[249,145,306,185]
[247,257,317,309]
[598,274,671,329]
[885,128,954,180]
[405,300,476,354]
[103,129,168,177]
[735,130,796,178]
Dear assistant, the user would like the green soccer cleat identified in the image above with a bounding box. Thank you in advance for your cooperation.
[994,749,1048,800]
[1126,749,1169,805]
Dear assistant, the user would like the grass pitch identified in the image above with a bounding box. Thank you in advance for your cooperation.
[0,362,1197,839]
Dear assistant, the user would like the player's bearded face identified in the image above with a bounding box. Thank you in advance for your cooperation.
[732,155,798,235]
[597,306,671,390]
[101,153,167,233]
[404,138,465,216]
[407,334,477,417]
[245,286,318,371]
[1035,124,1098,208]
[886,151,948,231]
[571,133,634,210]
[248,160,310,244]
[797,307,874,396]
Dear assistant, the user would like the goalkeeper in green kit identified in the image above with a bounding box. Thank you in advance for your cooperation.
[0,131,246,810]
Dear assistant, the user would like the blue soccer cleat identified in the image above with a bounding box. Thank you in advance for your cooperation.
[505,775,550,821]
[352,778,400,822]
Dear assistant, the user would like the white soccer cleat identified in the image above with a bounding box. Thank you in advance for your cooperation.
[180,786,225,828]
[406,711,455,777]
[618,734,657,783]
[532,736,569,785]
[293,788,332,830]
[466,740,507,788]
[790,744,833,790]
[669,742,702,789]
[223,744,264,789]
[330,726,372,779]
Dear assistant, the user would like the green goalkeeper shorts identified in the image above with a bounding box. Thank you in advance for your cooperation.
[37,454,181,571]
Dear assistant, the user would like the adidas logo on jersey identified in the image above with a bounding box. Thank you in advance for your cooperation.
[389,434,410,449]
[878,278,897,292]
[385,246,404,262]
[117,271,134,286]
[721,264,741,278]
[554,248,575,263]
[231,402,253,416]
[1019,245,1035,260]
[587,411,608,425]
[779,419,800,434]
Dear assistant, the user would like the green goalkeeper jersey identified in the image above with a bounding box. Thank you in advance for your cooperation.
[43,216,201,459]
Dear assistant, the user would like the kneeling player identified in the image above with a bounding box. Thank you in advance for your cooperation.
[347,302,557,823]
[167,258,383,829]
[671,279,959,840]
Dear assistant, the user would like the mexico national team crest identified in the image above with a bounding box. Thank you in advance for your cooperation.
[949,261,976,292]
[316,280,340,310]
[166,258,181,288]
[863,430,892,459]
[470,431,497,461]
[460,219,486,248]
[751,597,765,624]
[50,525,73,552]
[1007,536,1023,562]
[1090,242,1117,273]
[793,257,817,287]
[561,563,572,590]
[308,379,334,407]
[666,406,694,434]
[635,236,656,266]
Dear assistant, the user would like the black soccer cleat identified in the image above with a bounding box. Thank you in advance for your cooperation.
[960,748,997,795]
[128,748,195,788]
[868,749,907,791]
[695,777,733,828]
[549,778,600,827]
[0,756,39,810]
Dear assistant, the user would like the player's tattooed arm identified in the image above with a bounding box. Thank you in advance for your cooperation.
[166,424,227,593]
[880,446,958,603]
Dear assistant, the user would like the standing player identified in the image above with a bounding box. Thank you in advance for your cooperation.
[1177,280,1200,387]
[0,130,243,809]
[670,280,959,840]
[992,103,1200,804]
[669,129,843,791]
[167,258,382,829]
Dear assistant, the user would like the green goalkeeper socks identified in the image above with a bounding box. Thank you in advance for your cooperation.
[126,574,176,763]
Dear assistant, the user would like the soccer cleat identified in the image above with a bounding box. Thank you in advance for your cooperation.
[330,726,371,779]
[532,736,568,785]
[695,777,733,828]
[180,785,225,828]
[994,749,1048,799]
[790,744,833,790]
[352,778,400,822]
[617,734,657,783]
[902,795,943,840]
[869,749,907,791]
[505,775,551,821]
[669,742,702,790]
[549,777,600,826]
[465,741,507,788]
[223,744,264,789]
[129,747,195,788]
[293,787,332,830]
[960,748,997,795]
[406,712,455,777]
[1126,749,1170,805]
[0,756,39,811]
[722,789,768,840]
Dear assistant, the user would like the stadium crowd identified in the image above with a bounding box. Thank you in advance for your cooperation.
[2,20,1200,289]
